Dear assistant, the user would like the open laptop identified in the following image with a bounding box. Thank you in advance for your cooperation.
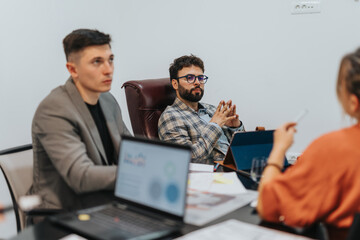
[50,135,192,240]
[217,130,290,177]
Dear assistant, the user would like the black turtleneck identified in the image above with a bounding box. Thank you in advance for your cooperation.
[86,101,115,165]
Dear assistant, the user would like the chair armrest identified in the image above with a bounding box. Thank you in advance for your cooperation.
[25,208,64,216]
[255,126,265,131]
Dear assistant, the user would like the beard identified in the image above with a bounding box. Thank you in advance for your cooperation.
[178,84,204,102]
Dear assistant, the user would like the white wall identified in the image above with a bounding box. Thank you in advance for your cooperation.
[1,0,360,153]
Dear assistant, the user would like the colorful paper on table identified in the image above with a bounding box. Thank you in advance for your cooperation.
[188,172,246,195]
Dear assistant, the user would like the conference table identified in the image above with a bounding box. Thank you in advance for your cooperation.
[9,172,317,240]
[10,205,261,240]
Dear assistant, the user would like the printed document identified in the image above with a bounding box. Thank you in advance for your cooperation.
[185,190,257,226]
[189,163,214,172]
[177,219,313,240]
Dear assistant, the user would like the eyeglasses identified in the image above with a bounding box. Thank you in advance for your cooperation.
[176,74,208,84]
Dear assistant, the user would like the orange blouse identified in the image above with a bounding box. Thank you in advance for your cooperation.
[261,124,360,230]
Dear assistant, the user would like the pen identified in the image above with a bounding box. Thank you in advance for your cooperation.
[294,109,309,124]
[213,163,220,172]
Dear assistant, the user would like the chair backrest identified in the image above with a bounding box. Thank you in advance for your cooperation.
[0,145,33,232]
[347,213,360,240]
[122,78,176,138]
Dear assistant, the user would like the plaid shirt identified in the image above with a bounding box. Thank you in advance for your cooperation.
[158,98,245,164]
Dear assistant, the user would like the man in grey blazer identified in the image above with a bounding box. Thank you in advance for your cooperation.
[28,29,131,211]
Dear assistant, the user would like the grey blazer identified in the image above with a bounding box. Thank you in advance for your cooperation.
[29,78,130,210]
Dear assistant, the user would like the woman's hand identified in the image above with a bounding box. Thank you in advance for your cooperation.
[273,122,297,152]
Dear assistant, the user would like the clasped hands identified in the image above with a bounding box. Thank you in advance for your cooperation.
[210,100,241,128]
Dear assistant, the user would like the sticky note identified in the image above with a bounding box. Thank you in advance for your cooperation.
[213,174,233,184]
[78,214,90,221]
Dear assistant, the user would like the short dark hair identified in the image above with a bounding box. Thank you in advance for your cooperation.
[169,54,205,82]
[63,29,111,61]
[338,48,360,101]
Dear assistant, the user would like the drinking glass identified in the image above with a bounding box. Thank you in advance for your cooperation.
[250,157,267,183]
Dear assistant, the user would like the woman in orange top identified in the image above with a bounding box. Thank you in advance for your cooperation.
[257,48,360,240]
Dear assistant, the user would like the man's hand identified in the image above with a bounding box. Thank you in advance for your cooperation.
[223,100,241,128]
[210,100,240,127]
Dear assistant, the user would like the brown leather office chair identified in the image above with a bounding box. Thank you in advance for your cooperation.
[122,78,176,138]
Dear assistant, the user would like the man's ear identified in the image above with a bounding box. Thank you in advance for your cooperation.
[66,62,78,79]
[171,79,178,90]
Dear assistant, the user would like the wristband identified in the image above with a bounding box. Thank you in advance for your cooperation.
[265,163,283,172]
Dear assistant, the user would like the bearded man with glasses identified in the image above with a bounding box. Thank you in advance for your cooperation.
[158,55,245,164]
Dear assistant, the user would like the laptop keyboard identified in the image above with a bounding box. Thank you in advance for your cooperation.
[91,206,174,235]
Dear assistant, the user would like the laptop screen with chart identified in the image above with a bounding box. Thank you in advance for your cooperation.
[115,136,191,217]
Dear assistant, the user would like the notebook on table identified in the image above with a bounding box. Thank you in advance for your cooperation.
[215,130,290,177]
[50,135,192,240]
